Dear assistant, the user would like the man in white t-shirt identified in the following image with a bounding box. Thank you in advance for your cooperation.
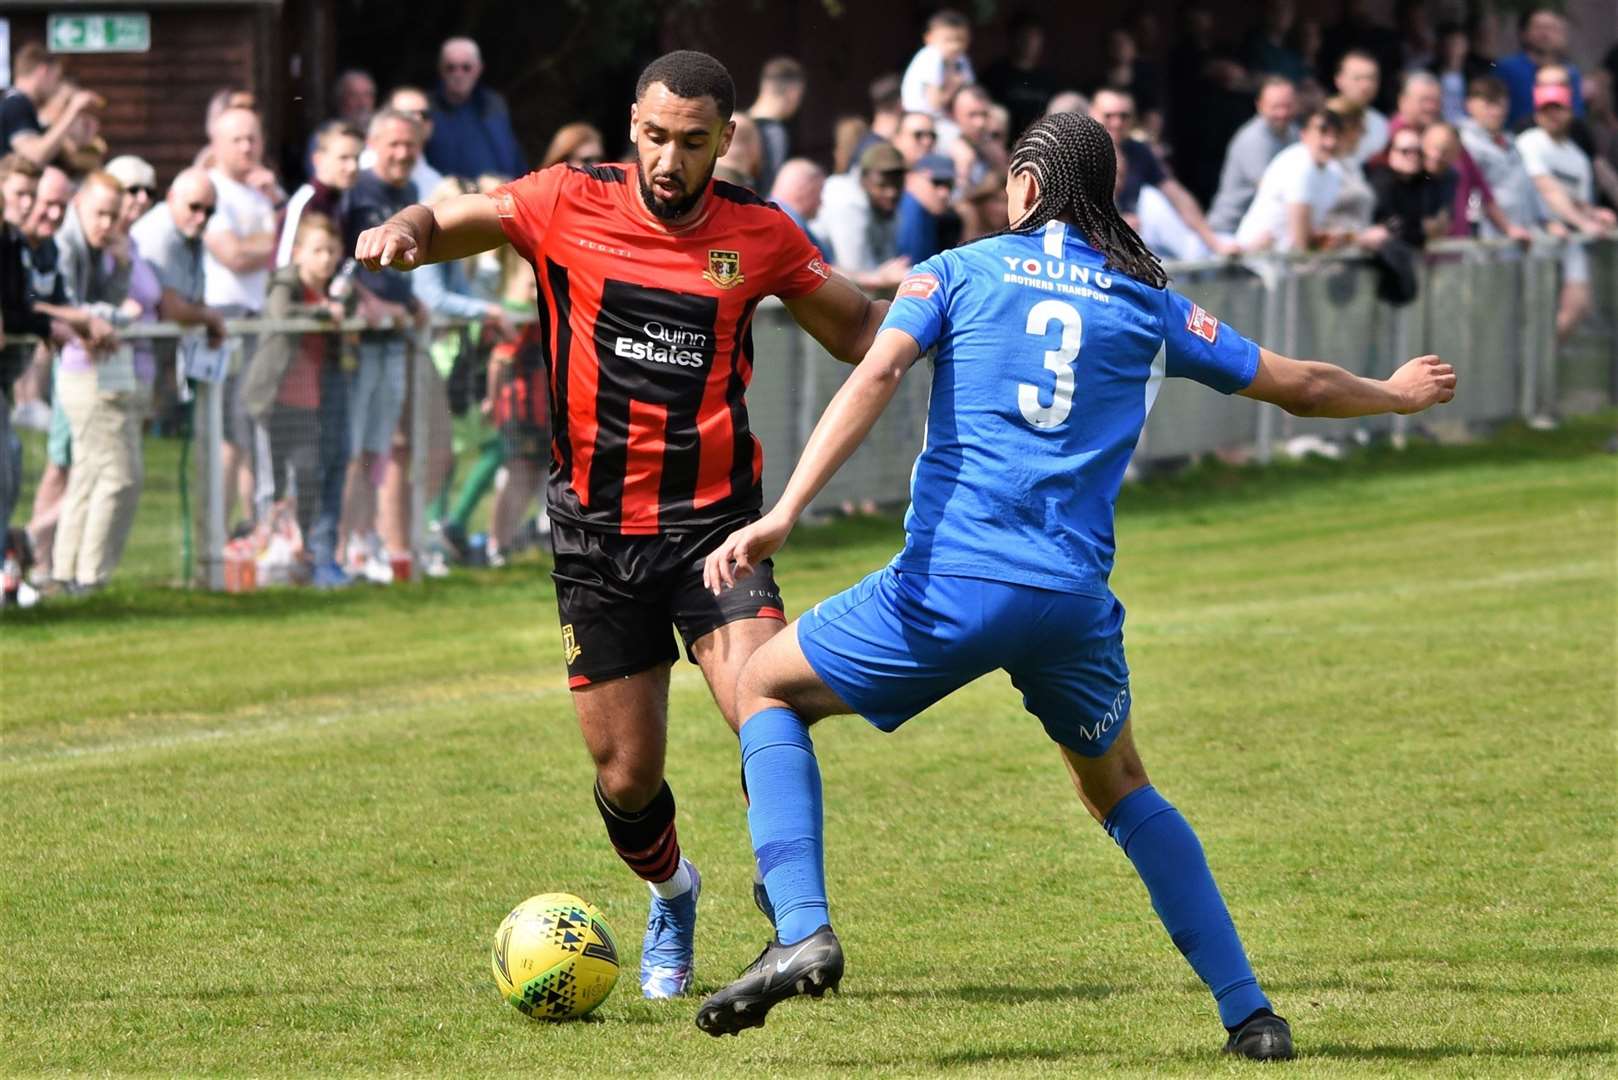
[204,106,277,528]
[900,10,974,119]
[1516,81,1618,343]
[1237,109,1347,252]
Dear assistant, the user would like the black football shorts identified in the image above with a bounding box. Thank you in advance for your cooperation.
[549,517,785,687]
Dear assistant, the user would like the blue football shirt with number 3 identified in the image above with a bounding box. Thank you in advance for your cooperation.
[879,220,1260,597]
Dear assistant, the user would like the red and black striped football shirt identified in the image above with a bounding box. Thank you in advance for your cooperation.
[493,164,830,535]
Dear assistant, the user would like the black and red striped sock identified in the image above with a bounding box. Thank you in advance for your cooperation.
[594,779,682,885]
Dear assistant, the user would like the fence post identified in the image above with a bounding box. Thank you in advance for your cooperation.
[1517,250,1540,420]
[409,328,431,570]
[195,373,225,590]
[1255,258,1284,464]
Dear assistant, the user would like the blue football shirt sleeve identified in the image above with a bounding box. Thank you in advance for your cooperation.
[879,254,953,353]
[1160,289,1261,394]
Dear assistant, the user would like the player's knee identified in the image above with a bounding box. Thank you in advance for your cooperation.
[594,761,663,814]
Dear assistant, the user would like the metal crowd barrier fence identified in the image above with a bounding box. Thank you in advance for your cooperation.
[4,237,1613,591]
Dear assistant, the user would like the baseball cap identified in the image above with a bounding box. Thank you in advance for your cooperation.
[1533,83,1573,109]
[105,155,158,191]
[859,142,906,176]
[913,153,955,182]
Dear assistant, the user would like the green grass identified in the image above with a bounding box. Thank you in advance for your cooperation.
[3,418,1615,1077]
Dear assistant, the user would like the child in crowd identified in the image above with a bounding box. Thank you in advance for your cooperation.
[242,213,354,586]
[900,9,975,119]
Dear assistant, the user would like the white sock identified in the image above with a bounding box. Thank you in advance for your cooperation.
[648,859,693,899]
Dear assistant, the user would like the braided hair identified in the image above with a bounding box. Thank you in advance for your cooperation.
[1005,111,1168,289]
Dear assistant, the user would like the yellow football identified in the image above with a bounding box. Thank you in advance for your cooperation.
[492,893,620,1020]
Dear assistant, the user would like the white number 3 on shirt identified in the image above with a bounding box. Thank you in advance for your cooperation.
[1019,299,1082,429]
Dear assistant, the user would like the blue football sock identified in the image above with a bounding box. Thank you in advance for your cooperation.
[739,707,828,945]
[1103,785,1272,1030]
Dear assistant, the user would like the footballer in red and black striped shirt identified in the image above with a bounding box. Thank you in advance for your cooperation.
[356,49,888,997]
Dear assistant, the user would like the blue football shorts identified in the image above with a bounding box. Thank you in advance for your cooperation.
[796,566,1132,757]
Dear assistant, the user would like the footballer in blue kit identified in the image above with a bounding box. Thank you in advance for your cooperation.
[695,112,1455,1058]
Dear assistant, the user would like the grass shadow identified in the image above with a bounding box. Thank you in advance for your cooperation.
[1309,1040,1617,1063]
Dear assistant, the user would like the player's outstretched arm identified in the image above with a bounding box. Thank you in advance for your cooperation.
[355,193,508,273]
[704,327,921,593]
[783,269,892,365]
[1239,348,1455,418]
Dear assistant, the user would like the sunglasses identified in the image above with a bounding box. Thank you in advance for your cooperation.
[906,129,937,141]
[187,201,216,217]
[1391,144,1421,154]
[442,62,476,73]
[127,185,156,198]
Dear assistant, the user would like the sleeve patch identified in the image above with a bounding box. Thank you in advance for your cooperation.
[806,256,830,280]
[1185,303,1220,344]
[897,273,940,300]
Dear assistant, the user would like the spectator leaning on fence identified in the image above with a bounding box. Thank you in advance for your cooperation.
[279,120,363,268]
[378,175,513,573]
[1320,101,1381,238]
[1092,88,1237,257]
[1238,107,1369,252]
[813,141,912,290]
[130,168,228,348]
[1367,127,1450,249]
[241,213,355,588]
[1208,76,1300,236]
[340,107,428,580]
[1459,76,1541,240]
[0,155,56,537]
[21,166,113,583]
[1392,71,1532,242]
[1,43,101,170]
[204,106,278,531]
[51,172,155,594]
[1517,79,1618,346]
[424,37,525,181]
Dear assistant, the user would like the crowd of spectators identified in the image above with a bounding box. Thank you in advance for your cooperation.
[4,8,1618,601]
[2,35,540,600]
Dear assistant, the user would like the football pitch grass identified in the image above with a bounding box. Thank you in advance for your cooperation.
[4,418,1615,1077]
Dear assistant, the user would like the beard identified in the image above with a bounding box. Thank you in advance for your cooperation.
[636,157,714,222]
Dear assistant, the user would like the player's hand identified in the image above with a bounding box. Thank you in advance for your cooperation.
[1388,354,1456,414]
[704,510,794,594]
[356,220,421,272]
[1505,223,1535,246]
[1590,207,1618,233]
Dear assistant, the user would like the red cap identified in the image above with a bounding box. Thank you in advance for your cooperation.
[1534,84,1574,109]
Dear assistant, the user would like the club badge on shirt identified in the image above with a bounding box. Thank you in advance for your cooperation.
[1186,303,1220,344]
[897,273,940,300]
[704,249,745,290]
